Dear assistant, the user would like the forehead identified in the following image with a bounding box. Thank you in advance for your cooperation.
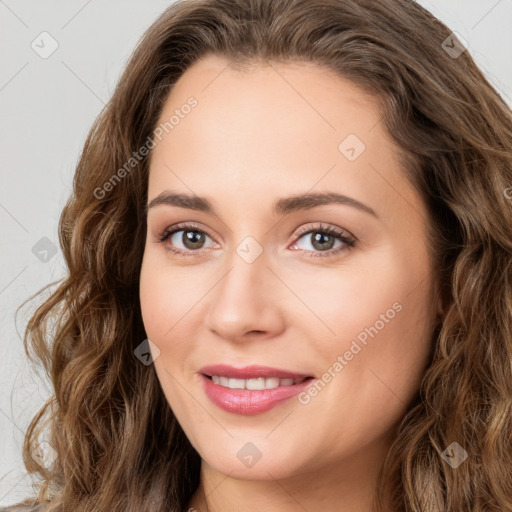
[155,54,384,149]
[148,54,423,225]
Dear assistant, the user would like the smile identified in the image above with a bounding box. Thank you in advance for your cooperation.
[200,374,315,415]
[208,375,309,390]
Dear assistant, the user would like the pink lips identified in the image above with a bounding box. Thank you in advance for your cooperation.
[198,364,315,415]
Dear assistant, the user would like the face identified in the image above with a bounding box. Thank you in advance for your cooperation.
[140,54,442,482]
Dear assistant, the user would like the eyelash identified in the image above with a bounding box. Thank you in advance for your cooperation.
[155,222,356,258]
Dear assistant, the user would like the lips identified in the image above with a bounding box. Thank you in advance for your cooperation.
[199,373,316,415]
[199,364,314,380]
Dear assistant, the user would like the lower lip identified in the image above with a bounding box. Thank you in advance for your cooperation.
[200,374,315,415]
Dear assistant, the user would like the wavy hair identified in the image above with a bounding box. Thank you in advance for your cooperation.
[6,0,512,510]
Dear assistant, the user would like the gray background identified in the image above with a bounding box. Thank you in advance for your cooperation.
[1,0,511,506]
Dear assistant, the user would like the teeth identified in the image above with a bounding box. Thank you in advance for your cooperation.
[210,375,307,390]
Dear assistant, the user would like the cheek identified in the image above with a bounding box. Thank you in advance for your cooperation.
[285,254,404,339]
[139,252,212,388]
[296,249,434,376]
[139,249,203,338]
[139,256,201,415]
[326,274,434,418]
[139,256,165,338]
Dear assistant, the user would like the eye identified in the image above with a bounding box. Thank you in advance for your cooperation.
[290,223,356,258]
[155,221,357,258]
[156,222,217,256]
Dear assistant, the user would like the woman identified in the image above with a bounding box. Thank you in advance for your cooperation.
[3,0,511,511]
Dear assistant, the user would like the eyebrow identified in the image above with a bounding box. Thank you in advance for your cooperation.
[146,191,377,218]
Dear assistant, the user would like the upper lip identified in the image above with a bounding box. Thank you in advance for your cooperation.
[199,364,313,380]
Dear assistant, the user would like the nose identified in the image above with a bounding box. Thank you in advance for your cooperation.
[204,247,286,343]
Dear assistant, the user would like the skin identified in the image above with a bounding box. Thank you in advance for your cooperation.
[139,54,443,512]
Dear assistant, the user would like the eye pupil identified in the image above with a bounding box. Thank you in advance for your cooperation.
[312,232,335,251]
[183,230,205,249]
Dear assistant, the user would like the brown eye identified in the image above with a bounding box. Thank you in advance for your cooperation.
[157,223,217,256]
[308,232,337,251]
[291,224,356,258]
[179,230,207,250]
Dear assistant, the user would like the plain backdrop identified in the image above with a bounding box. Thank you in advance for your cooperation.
[1,0,511,506]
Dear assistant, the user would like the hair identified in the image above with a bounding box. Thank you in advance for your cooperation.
[5,0,512,511]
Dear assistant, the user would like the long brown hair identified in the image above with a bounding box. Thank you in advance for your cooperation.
[7,0,512,510]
